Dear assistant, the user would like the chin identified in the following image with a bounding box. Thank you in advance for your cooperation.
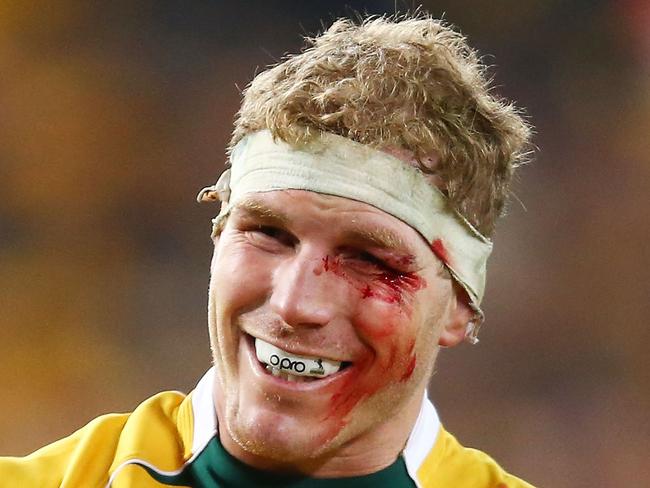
[225,406,341,463]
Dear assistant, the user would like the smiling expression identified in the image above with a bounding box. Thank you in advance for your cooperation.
[208,189,461,474]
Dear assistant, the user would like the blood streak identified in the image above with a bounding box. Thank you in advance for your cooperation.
[322,255,343,277]
[321,255,426,305]
[317,254,423,437]
[324,321,417,438]
[431,239,450,266]
[322,255,332,271]
[400,340,417,382]
[361,268,427,319]
[325,353,373,421]
[361,285,373,298]
[369,270,426,304]
[401,355,417,382]
[324,344,399,436]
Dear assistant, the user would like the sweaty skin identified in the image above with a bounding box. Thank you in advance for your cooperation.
[208,189,472,477]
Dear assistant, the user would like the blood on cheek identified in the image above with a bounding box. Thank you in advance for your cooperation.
[318,255,421,428]
[323,324,418,430]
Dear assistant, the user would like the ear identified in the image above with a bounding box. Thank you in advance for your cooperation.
[438,283,475,348]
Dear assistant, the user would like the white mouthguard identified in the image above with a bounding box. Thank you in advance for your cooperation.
[255,338,342,378]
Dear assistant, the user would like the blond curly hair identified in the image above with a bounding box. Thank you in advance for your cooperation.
[230,14,532,236]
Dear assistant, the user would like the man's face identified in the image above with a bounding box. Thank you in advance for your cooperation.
[208,189,458,465]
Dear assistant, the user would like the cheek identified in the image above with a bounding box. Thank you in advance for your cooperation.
[318,256,430,429]
[355,311,418,376]
[322,302,420,426]
[211,241,274,310]
[320,253,424,374]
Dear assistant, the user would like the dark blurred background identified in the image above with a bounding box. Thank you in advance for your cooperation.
[1,1,648,486]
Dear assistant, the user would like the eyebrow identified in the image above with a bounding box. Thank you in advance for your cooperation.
[341,226,408,252]
[232,197,410,252]
[231,199,290,226]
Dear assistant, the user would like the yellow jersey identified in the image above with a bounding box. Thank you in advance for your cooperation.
[0,369,535,487]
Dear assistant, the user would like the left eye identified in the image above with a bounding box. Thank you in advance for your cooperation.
[343,251,389,270]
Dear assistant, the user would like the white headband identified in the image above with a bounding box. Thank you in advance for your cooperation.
[198,130,492,343]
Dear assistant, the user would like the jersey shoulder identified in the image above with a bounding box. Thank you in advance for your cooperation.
[417,426,536,488]
[0,390,190,488]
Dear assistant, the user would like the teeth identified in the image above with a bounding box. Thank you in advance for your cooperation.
[280,371,307,382]
[255,338,343,378]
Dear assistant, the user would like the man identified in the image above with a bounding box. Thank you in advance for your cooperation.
[0,14,533,487]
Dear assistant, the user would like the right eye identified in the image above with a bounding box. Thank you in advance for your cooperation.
[248,225,296,247]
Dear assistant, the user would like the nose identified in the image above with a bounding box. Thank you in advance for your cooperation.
[269,252,339,328]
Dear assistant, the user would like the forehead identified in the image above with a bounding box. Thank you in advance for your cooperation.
[231,190,428,252]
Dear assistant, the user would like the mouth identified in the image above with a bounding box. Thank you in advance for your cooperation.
[246,334,352,385]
